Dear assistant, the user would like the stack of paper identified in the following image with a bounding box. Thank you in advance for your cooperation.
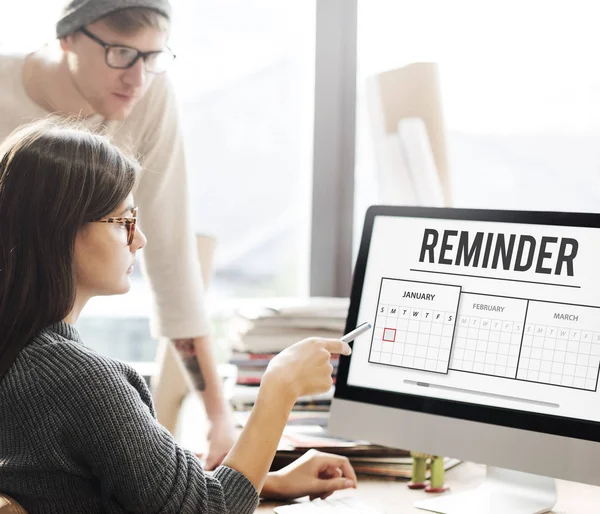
[224,297,348,432]
[226,297,348,391]
[228,297,349,354]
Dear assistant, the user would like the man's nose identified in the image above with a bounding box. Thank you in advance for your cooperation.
[121,58,146,88]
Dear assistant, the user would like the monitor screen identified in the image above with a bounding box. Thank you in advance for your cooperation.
[336,206,600,443]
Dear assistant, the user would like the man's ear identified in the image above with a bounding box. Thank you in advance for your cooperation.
[59,35,74,52]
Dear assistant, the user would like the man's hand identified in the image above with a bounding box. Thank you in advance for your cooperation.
[203,414,237,470]
[261,450,357,501]
[174,336,236,470]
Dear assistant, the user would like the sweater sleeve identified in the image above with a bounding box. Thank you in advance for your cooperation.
[132,74,210,340]
[51,354,258,514]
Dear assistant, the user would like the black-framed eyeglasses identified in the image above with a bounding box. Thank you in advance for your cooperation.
[79,27,176,74]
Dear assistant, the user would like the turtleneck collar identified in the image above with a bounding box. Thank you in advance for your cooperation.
[45,321,83,344]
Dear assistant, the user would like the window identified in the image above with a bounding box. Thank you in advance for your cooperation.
[170,0,315,300]
[355,1,600,225]
[0,4,60,48]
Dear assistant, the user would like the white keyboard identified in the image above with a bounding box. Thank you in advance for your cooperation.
[273,496,384,513]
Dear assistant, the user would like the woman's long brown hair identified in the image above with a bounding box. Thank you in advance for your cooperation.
[0,118,139,379]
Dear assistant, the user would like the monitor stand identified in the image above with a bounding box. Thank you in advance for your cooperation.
[413,466,557,514]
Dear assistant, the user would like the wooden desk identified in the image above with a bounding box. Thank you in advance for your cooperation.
[257,462,600,513]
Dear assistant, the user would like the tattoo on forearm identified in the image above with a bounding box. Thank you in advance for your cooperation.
[173,338,206,391]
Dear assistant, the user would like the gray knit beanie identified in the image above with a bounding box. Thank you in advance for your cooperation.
[56,0,172,38]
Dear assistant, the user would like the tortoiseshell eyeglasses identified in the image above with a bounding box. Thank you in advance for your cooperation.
[95,206,138,246]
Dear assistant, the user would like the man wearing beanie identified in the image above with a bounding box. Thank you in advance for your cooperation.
[0,0,241,503]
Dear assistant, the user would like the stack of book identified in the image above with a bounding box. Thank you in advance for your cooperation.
[230,353,341,389]
[228,297,349,355]
[231,388,334,431]
[273,426,461,478]
[227,297,348,418]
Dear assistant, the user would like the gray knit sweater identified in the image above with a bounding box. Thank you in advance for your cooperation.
[0,322,259,513]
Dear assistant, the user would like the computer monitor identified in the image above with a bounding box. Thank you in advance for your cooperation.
[329,205,600,514]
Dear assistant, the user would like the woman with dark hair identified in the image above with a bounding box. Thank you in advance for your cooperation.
[0,118,356,514]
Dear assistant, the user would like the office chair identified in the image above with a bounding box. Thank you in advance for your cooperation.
[0,493,27,514]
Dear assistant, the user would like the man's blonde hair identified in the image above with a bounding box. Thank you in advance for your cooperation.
[100,7,170,34]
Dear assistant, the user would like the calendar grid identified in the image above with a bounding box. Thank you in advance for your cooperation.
[515,299,600,392]
[448,292,525,380]
[369,283,600,393]
[448,293,600,392]
[368,278,461,375]
[514,299,529,381]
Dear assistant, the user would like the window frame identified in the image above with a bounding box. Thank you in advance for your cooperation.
[310,0,358,297]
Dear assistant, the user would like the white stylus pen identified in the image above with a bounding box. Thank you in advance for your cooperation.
[340,321,373,343]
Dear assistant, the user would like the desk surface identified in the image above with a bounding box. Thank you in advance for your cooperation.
[257,461,600,513]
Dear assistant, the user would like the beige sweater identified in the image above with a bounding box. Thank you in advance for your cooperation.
[0,51,210,340]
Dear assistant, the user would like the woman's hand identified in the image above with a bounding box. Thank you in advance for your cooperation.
[261,450,358,501]
[262,338,352,403]
[220,338,351,494]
